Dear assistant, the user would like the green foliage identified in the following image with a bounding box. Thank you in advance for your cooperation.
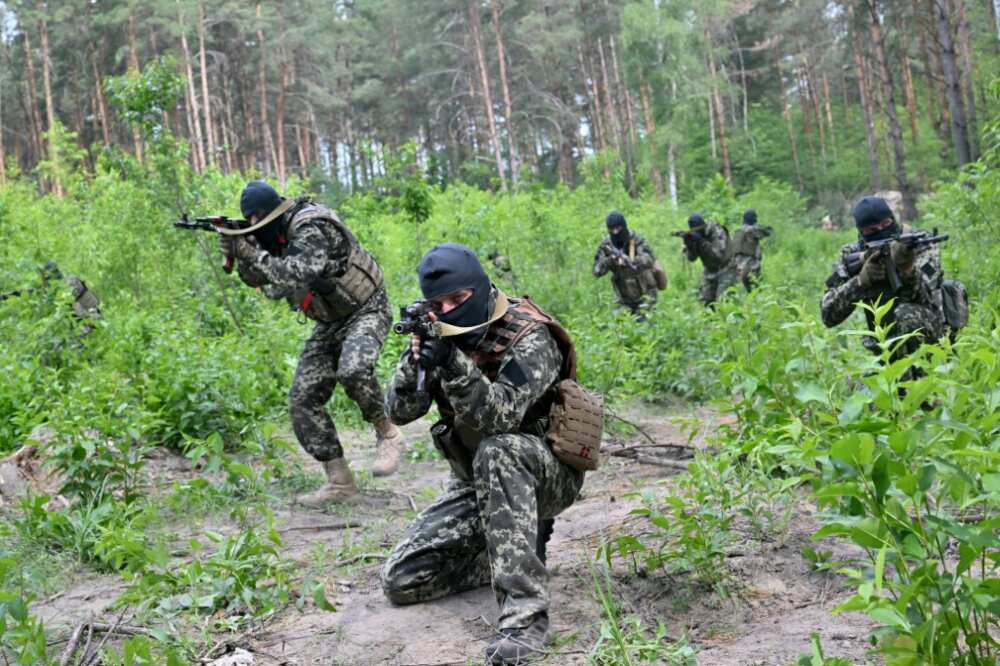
[105,56,184,140]
[0,558,51,665]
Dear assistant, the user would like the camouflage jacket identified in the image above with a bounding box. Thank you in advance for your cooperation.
[684,221,731,274]
[820,232,945,330]
[731,224,772,260]
[592,234,657,304]
[386,316,563,443]
[235,200,380,318]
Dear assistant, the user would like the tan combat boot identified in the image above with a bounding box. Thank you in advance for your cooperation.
[296,458,358,508]
[371,417,404,477]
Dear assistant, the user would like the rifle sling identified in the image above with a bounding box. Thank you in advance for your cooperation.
[217,198,296,236]
[432,291,510,337]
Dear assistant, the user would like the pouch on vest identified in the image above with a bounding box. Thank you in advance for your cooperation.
[546,379,603,471]
[430,420,474,484]
[941,279,969,333]
[652,260,668,290]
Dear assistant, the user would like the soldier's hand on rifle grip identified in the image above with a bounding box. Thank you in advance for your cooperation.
[890,240,915,272]
[418,336,454,371]
[858,252,887,289]
[219,234,237,260]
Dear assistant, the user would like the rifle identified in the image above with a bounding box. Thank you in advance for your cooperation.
[604,244,637,271]
[174,214,251,274]
[845,231,949,293]
[393,300,438,392]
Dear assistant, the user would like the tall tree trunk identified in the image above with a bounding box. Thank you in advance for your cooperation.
[0,73,6,185]
[490,0,520,189]
[922,0,951,140]
[609,35,638,147]
[668,79,679,206]
[126,7,143,163]
[221,75,237,172]
[276,57,288,186]
[952,0,978,158]
[866,0,917,219]
[256,3,277,175]
[901,53,920,145]
[804,54,827,161]
[705,31,731,182]
[197,2,215,168]
[638,75,664,199]
[21,30,43,166]
[933,0,972,165]
[178,1,205,172]
[578,45,604,151]
[88,47,111,146]
[822,71,837,158]
[852,32,882,190]
[36,1,62,197]
[597,38,622,153]
[466,0,506,190]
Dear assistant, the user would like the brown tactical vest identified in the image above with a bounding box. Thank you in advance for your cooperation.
[284,200,384,322]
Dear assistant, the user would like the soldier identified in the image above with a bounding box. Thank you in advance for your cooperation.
[730,209,773,292]
[821,196,947,366]
[220,181,404,507]
[679,213,738,306]
[3,262,102,336]
[380,243,587,665]
[592,211,659,319]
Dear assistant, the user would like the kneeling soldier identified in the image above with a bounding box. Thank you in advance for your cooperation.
[381,243,599,664]
[221,181,404,506]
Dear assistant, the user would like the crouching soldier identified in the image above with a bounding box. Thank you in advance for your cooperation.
[380,243,602,664]
[221,181,405,507]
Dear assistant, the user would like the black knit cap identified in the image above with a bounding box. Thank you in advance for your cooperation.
[240,180,283,219]
[743,209,758,225]
[417,243,493,349]
[852,196,894,229]
[688,213,705,228]
[605,211,627,229]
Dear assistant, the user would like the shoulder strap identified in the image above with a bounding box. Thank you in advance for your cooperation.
[628,238,636,260]
[472,295,576,380]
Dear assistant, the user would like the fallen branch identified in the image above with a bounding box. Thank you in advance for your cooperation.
[82,610,127,666]
[278,520,366,533]
[57,619,152,666]
[335,552,387,567]
[612,451,691,472]
[605,411,660,446]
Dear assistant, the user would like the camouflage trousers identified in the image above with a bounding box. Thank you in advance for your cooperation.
[732,255,761,292]
[288,289,391,462]
[380,433,584,629]
[698,264,740,305]
[861,301,946,362]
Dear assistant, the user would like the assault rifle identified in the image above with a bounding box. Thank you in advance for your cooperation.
[845,231,949,294]
[604,245,637,271]
[173,214,251,273]
[393,300,438,391]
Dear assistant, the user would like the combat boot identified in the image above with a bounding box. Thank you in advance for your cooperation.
[371,417,404,477]
[485,614,549,665]
[296,458,358,508]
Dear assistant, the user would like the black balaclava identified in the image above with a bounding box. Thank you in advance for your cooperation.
[853,196,899,243]
[240,180,285,250]
[39,261,63,282]
[605,211,629,249]
[688,213,706,233]
[418,243,493,349]
[743,209,758,225]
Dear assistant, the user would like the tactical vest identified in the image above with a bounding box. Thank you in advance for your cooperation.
[731,227,759,258]
[611,238,662,301]
[284,201,384,322]
[430,297,602,481]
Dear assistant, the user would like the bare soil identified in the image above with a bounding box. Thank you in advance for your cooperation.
[25,402,877,665]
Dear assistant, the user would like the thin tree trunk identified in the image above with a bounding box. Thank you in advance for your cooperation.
[852,32,882,190]
[276,57,288,186]
[578,45,604,151]
[933,0,972,165]
[0,72,6,185]
[736,36,751,136]
[221,76,237,172]
[707,96,717,159]
[866,0,917,219]
[36,1,62,196]
[88,47,111,146]
[638,75,664,199]
[668,79,678,206]
[256,3,277,175]
[705,31,731,182]
[466,0,506,190]
[178,1,205,172]
[822,71,837,158]
[779,61,805,192]
[923,0,951,139]
[21,29,43,166]
[126,7,143,163]
[609,35,638,147]
[597,38,622,155]
[197,2,215,168]
[952,0,978,158]
[490,0,520,189]
[805,54,827,161]
[901,53,920,145]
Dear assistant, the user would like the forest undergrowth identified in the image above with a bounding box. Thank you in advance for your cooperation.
[2,93,1000,665]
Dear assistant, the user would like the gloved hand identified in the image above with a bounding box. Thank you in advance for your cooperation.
[683,233,700,252]
[220,234,260,262]
[858,253,887,288]
[417,336,454,371]
[890,240,915,269]
[219,234,237,259]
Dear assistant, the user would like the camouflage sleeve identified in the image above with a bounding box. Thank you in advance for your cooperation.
[242,222,348,292]
[236,255,271,288]
[437,325,561,436]
[701,225,730,266]
[593,241,611,277]
[385,350,433,425]
[754,226,773,239]
[633,236,655,270]
[684,242,698,262]
[820,259,864,328]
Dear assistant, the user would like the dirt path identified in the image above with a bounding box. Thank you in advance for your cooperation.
[31,403,877,665]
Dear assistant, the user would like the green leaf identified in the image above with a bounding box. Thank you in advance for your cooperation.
[795,382,829,406]
[312,583,337,612]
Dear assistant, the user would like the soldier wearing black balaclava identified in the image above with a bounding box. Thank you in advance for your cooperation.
[220,180,405,507]
[593,211,659,318]
[381,243,586,665]
[821,196,948,362]
[681,213,739,306]
[731,209,774,292]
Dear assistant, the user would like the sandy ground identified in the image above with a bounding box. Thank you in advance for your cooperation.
[22,403,877,665]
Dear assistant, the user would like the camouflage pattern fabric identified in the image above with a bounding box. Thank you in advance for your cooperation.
[382,321,585,629]
[821,235,945,360]
[731,224,772,290]
[592,234,658,313]
[65,276,101,321]
[684,221,738,305]
[234,204,391,462]
[289,288,391,461]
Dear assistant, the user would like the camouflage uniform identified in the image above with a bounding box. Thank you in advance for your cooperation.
[685,220,738,305]
[821,235,945,360]
[380,318,584,630]
[731,225,773,291]
[235,200,391,462]
[592,234,658,316]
